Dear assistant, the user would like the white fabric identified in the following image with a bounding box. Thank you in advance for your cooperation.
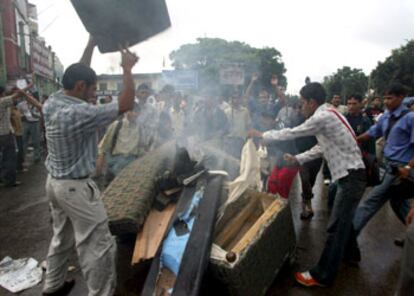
[263,103,365,181]
[227,139,262,205]
[43,176,117,296]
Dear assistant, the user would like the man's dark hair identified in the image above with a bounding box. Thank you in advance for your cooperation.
[137,83,151,92]
[299,82,326,105]
[347,94,363,103]
[384,82,408,97]
[62,63,97,90]
[0,86,5,96]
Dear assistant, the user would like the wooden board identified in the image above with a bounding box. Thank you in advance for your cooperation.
[132,203,176,265]
[231,200,282,254]
[214,197,259,248]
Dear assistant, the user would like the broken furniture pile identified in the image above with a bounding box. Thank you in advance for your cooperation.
[102,140,296,296]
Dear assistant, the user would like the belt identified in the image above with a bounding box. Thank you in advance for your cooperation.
[51,175,89,180]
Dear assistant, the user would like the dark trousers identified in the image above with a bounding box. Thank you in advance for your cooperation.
[310,169,366,285]
[300,158,323,201]
[0,134,17,185]
[15,135,24,171]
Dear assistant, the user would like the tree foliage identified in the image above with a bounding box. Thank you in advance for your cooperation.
[323,66,368,102]
[370,40,414,95]
[169,38,287,92]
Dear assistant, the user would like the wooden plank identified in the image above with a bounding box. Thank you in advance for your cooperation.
[231,199,283,254]
[214,197,259,248]
[132,203,176,265]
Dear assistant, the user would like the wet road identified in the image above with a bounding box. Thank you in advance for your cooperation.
[0,163,406,296]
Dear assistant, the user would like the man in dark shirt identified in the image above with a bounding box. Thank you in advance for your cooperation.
[345,94,375,155]
[364,95,384,121]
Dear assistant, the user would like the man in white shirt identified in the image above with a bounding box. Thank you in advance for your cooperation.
[249,82,366,287]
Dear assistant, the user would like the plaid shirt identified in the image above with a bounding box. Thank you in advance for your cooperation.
[0,96,14,136]
[43,90,119,179]
[263,103,365,181]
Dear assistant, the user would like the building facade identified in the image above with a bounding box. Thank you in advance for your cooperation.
[0,0,63,98]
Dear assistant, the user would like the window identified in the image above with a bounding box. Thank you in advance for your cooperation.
[99,83,107,91]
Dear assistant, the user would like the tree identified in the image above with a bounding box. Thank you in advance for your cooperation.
[323,66,368,102]
[169,38,287,93]
[370,40,414,95]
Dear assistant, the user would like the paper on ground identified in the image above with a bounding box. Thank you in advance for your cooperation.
[0,256,43,293]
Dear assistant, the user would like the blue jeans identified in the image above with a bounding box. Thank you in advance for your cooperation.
[23,121,41,161]
[353,167,411,235]
[310,169,366,285]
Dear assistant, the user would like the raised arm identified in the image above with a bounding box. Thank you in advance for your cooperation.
[79,35,96,66]
[244,73,258,99]
[118,48,139,114]
[271,75,286,107]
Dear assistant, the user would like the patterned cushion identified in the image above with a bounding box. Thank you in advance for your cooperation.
[103,142,176,235]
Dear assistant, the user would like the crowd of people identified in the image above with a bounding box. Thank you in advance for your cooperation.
[1,35,413,296]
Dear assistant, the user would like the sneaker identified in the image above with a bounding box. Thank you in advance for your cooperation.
[295,271,326,287]
[42,279,75,296]
[394,238,405,247]
[300,201,314,220]
[5,181,22,187]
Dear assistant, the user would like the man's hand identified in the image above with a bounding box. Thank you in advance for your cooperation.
[283,153,299,167]
[247,129,263,138]
[398,167,410,179]
[120,48,139,72]
[251,73,259,82]
[406,201,414,225]
[271,75,278,86]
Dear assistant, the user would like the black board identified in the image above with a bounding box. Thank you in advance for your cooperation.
[70,0,171,53]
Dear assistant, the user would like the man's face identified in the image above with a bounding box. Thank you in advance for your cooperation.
[231,95,241,107]
[258,91,269,105]
[331,95,341,107]
[84,84,97,102]
[137,90,150,101]
[372,97,382,108]
[300,97,316,118]
[347,98,362,116]
[383,94,404,111]
[126,110,138,122]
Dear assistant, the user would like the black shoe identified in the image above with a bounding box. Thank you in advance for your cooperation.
[300,210,314,220]
[394,238,405,247]
[42,279,75,296]
[344,246,361,266]
[5,181,22,187]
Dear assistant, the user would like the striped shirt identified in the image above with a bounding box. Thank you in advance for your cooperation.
[43,90,119,179]
[0,96,14,136]
[263,103,365,181]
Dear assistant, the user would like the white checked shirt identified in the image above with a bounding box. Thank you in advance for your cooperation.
[263,103,364,181]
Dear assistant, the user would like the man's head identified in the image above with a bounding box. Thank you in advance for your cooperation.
[346,94,363,116]
[230,90,242,108]
[383,82,407,111]
[299,82,326,118]
[126,109,139,122]
[200,88,219,109]
[62,63,97,101]
[331,94,341,107]
[258,90,269,105]
[136,83,151,103]
[372,96,382,109]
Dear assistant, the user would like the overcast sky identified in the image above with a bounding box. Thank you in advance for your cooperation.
[30,0,413,94]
